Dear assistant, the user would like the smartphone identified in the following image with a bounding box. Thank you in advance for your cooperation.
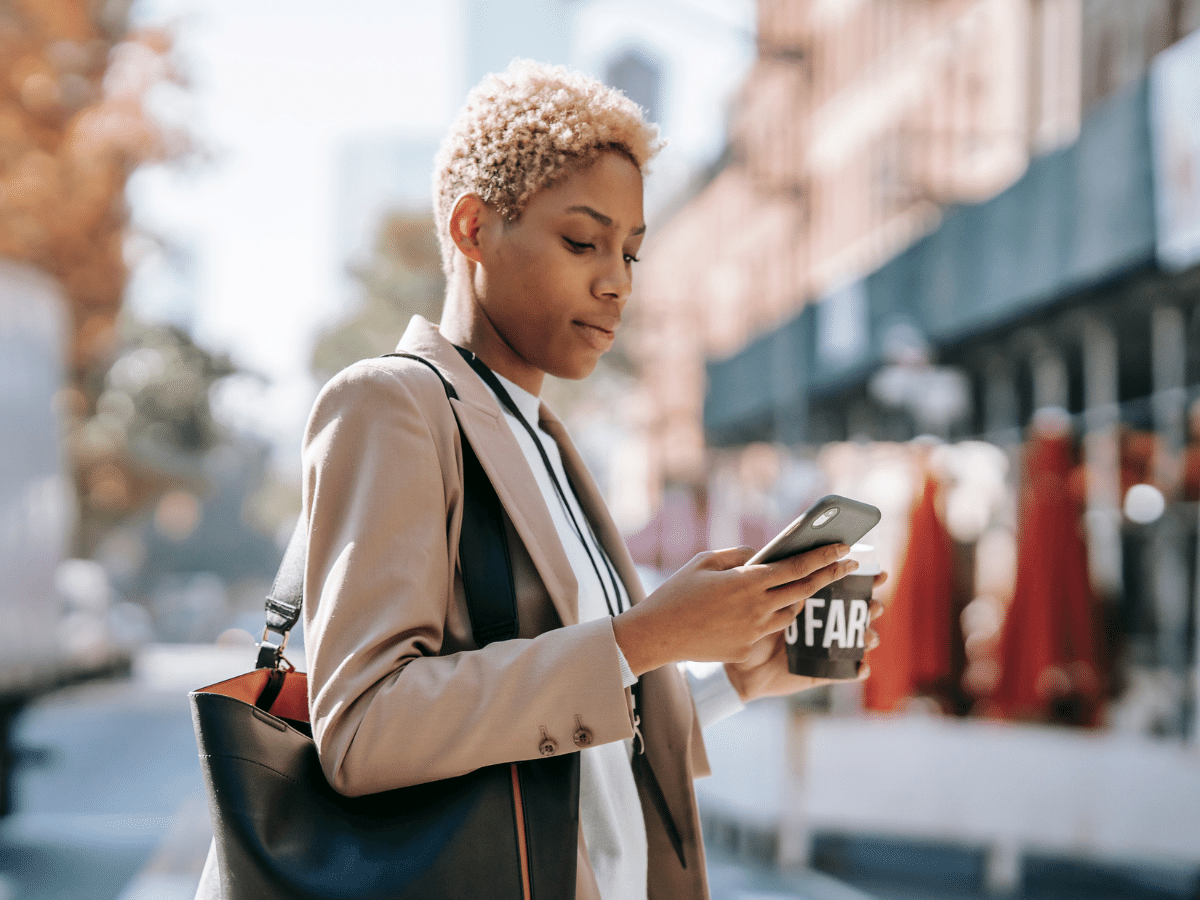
[747,495,881,565]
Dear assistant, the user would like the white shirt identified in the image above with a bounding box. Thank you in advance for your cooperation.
[487,371,743,899]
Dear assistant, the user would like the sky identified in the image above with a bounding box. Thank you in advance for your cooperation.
[127,0,465,470]
[124,0,754,473]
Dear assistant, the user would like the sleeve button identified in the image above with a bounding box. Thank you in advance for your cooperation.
[539,738,558,756]
[573,728,593,748]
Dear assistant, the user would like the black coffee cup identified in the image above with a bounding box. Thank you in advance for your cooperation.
[785,569,876,679]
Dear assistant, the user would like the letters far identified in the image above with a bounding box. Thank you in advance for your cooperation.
[784,597,870,649]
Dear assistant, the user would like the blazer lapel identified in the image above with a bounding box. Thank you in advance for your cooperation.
[396,317,580,628]
[541,407,701,864]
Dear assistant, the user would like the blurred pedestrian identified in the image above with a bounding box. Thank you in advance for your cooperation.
[298,60,884,899]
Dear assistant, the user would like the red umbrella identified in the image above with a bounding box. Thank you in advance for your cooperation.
[1188,402,1200,501]
[990,421,1103,726]
[864,470,956,712]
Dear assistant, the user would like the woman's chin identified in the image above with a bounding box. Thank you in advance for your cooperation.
[545,352,603,382]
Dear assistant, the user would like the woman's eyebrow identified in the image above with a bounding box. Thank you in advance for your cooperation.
[565,205,646,236]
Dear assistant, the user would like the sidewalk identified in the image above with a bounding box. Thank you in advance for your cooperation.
[694,696,1200,899]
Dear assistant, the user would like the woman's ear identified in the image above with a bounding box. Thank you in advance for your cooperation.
[448,193,487,265]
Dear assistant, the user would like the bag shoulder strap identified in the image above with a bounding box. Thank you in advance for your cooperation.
[256,352,519,670]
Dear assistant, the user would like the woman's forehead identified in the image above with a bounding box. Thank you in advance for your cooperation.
[531,152,645,230]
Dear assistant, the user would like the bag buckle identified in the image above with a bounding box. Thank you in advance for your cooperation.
[256,625,295,671]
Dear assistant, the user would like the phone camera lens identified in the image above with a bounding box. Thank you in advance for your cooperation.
[813,507,839,528]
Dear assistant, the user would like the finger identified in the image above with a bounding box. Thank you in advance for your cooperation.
[866,627,880,650]
[702,545,757,570]
[855,662,872,682]
[770,557,859,608]
[873,571,889,588]
[767,601,803,633]
[756,542,849,588]
[782,542,851,582]
[793,674,836,690]
[869,599,885,621]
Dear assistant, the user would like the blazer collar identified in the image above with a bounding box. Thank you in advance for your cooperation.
[395,316,581,627]
[394,315,504,418]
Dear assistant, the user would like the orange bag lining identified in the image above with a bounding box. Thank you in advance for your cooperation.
[197,669,311,723]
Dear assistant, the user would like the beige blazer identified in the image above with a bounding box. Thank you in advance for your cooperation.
[301,316,712,900]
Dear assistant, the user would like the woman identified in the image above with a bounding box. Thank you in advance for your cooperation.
[302,60,882,900]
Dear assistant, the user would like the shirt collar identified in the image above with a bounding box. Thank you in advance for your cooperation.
[491,370,543,427]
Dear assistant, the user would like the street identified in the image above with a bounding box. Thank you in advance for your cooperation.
[0,646,248,900]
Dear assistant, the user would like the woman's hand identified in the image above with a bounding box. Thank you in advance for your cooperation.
[723,573,888,702]
[612,543,859,677]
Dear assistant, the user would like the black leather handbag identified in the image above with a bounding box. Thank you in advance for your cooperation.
[190,355,579,900]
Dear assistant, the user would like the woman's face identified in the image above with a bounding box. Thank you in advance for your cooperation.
[472,151,645,393]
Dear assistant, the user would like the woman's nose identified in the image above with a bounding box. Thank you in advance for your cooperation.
[594,251,632,303]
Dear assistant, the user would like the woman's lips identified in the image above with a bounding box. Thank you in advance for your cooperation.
[573,320,616,352]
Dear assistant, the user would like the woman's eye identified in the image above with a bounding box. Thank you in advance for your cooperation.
[564,237,593,252]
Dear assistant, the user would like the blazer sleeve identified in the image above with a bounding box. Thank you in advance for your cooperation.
[301,360,636,797]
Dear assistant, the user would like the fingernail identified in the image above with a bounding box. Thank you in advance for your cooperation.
[846,560,859,571]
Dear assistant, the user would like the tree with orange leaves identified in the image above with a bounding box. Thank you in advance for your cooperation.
[0,0,187,372]
[2,0,206,555]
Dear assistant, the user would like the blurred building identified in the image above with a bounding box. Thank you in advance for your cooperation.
[628,0,1200,737]
[630,0,1200,490]
[568,0,757,220]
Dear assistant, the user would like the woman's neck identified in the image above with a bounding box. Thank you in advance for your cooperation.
[439,269,545,395]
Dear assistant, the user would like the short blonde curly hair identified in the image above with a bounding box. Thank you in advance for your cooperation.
[433,59,664,276]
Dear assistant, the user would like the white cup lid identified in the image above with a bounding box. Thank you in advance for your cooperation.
[848,543,881,576]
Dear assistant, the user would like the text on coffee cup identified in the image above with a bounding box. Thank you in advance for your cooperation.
[784,598,870,649]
